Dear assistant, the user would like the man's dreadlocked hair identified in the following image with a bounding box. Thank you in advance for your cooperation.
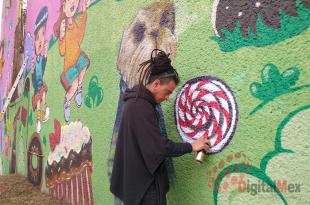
[138,49,179,87]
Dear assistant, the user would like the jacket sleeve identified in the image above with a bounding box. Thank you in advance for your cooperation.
[130,101,192,174]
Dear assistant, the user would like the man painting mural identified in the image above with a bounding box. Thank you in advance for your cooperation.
[31,6,49,133]
[107,1,178,194]
[110,50,210,205]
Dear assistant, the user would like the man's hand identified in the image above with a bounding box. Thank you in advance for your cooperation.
[191,136,210,153]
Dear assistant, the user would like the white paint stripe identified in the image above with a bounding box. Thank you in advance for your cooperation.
[81,173,85,205]
[57,184,60,199]
[62,183,63,199]
[76,175,79,205]
[71,178,74,204]
[66,180,68,202]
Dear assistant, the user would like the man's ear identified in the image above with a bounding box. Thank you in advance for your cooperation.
[153,79,161,88]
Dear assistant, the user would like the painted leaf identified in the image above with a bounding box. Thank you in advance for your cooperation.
[250,82,266,100]
[261,64,281,85]
[95,87,104,107]
[281,67,300,87]
[84,94,92,108]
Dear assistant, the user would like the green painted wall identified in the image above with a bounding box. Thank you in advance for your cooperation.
[0,0,309,204]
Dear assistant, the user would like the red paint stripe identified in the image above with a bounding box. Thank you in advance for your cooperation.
[213,91,227,100]
[197,101,207,108]
[187,130,198,138]
[209,101,220,136]
[73,174,77,205]
[203,108,210,122]
[222,107,231,125]
[196,117,203,130]
[178,97,185,110]
[196,90,210,99]
[178,116,195,129]
[184,86,190,100]
[208,101,220,111]
[185,99,193,120]
[211,115,218,136]
[203,129,209,139]
[185,87,193,106]
[187,94,193,108]
[214,128,223,145]
[178,95,196,121]
[196,81,208,90]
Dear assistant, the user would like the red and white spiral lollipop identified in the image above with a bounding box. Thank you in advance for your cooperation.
[175,76,238,154]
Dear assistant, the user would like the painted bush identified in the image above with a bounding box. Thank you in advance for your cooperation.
[211,0,310,51]
[0,0,309,205]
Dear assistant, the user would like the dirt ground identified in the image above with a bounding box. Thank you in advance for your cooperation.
[0,174,66,205]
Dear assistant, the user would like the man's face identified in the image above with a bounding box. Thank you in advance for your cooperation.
[35,26,45,56]
[152,79,176,103]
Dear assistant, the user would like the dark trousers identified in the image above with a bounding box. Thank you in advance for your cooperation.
[140,182,167,205]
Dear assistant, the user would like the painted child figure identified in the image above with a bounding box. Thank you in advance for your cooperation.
[54,0,90,122]
[31,6,50,133]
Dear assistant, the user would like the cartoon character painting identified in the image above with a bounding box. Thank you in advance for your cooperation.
[53,0,90,122]
[31,6,50,133]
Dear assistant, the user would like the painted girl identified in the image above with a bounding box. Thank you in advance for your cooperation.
[54,0,90,122]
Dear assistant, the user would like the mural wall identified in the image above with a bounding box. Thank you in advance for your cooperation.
[0,0,309,204]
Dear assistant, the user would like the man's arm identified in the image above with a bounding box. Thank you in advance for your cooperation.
[130,100,208,174]
[166,142,192,157]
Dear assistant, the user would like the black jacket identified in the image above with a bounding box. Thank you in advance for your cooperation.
[110,86,192,205]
